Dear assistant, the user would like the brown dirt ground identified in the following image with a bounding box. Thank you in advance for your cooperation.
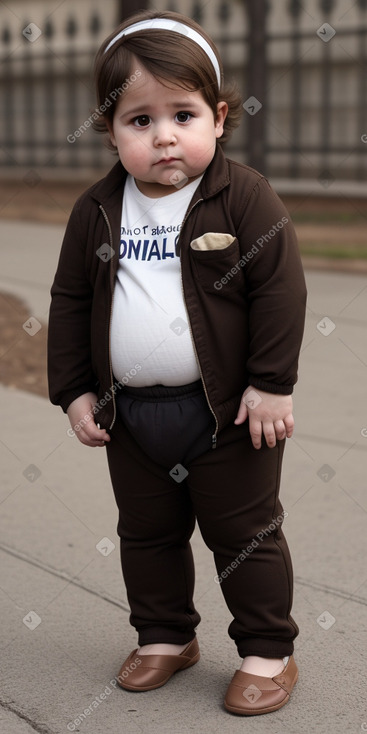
[0,292,48,398]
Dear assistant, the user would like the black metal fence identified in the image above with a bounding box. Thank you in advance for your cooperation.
[1,0,367,181]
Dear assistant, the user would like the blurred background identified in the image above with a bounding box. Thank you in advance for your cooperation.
[1,0,367,178]
[0,1,366,233]
[1,0,367,259]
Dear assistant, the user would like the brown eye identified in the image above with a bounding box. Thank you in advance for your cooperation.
[175,112,191,123]
[134,115,150,127]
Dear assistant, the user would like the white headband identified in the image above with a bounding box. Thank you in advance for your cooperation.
[104,18,221,88]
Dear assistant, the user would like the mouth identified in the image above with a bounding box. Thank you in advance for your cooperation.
[154,157,179,165]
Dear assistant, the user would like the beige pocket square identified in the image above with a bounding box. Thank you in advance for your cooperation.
[190,232,235,251]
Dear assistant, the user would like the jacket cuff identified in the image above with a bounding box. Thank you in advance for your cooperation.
[52,386,98,414]
[247,376,294,396]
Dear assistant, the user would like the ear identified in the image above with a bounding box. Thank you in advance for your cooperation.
[215,101,228,139]
[105,118,117,147]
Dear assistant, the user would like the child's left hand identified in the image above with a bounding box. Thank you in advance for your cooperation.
[234,385,294,450]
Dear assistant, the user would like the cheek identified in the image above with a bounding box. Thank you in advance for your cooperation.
[193,119,217,145]
[116,134,148,169]
[187,133,216,161]
[114,128,134,151]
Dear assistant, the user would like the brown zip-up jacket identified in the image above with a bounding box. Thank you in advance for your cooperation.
[47,145,307,447]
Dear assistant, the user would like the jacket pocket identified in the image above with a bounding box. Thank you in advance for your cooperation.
[189,232,245,294]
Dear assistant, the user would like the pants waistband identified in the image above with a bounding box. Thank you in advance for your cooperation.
[118,379,204,403]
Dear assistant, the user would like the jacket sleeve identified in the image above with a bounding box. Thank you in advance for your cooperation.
[236,176,307,395]
[47,199,98,412]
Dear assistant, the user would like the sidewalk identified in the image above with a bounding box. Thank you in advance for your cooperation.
[1,219,367,734]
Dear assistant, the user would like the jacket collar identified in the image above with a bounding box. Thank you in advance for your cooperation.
[89,144,230,206]
[89,159,128,206]
[199,143,230,199]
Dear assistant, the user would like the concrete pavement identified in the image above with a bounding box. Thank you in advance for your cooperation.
[1,219,367,734]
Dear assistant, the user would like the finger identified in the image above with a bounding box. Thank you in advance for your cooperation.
[77,430,104,447]
[249,417,263,449]
[284,413,295,438]
[262,420,277,448]
[96,423,111,442]
[234,398,248,425]
[274,419,287,441]
[76,433,98,447]
[79,422,109,447]
[85,421,110,442]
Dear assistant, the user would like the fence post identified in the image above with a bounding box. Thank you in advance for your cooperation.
[245,0,267,174]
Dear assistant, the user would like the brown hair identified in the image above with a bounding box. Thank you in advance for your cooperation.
[92,9,242,150]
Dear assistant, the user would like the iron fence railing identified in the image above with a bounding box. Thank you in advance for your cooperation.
[1,0,367,181]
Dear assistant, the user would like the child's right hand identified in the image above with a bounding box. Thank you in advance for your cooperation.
[66,392,111,447]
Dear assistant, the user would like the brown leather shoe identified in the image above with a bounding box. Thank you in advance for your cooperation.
[116,638,200,691]
[224,655,298,715]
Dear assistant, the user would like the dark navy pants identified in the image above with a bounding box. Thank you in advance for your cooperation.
[115,379,215,469]
[106,379,298,659]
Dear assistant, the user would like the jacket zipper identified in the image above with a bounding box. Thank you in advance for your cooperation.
[179,199,218,449]
[99,204,117,430]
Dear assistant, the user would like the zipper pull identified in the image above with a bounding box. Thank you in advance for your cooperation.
[211,433,217,450]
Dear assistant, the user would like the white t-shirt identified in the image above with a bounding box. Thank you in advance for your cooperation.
[110,174,203,387]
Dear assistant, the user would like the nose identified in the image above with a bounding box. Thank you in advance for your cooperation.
[153,119,177,147]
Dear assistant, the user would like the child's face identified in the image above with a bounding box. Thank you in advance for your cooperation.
[107,62,228,197]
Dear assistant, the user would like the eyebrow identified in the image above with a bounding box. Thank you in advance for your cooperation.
[119,100,203,119]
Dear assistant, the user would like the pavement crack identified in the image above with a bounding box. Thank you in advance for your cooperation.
[0,699,55,734]
[295,575,367,606]
[0,542,130,613]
